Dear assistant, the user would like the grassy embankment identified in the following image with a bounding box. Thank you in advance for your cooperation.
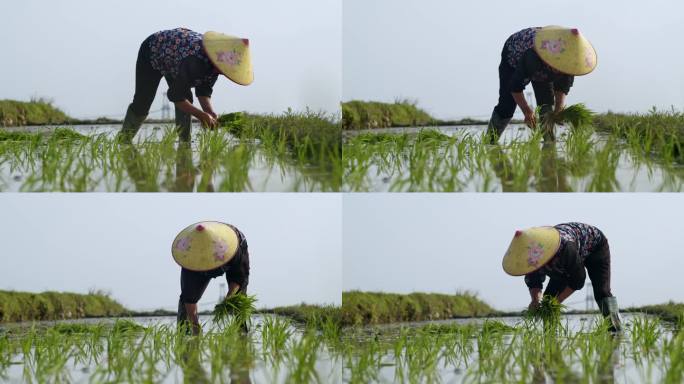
[594,108,683,163]
[0,290,127,323]
[0,99,70,126]
[342,100,486,130]
[341,291,497,326]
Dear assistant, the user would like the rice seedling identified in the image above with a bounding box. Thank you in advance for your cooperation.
[342,111,684,192]
[213,293,257,328]
[0,109,342,192]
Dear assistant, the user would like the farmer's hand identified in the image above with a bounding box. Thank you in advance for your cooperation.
[523,108,537,129]
[528,300,541,311]
[198,112,218,129]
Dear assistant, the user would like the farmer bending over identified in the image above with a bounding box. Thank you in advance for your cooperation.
[118,28,253,143]
[502,222,622,331]
[172,221,250,335]
[487,26,596,142]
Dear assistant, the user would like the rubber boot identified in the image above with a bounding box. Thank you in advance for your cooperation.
[600,296,622,332]
[177,299,192,335]
[116,104,147,144]
[175,107,192,143]
[485,109,512,144]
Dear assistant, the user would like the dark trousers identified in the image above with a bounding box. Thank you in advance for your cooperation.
[177,268,248,323]
[544,238,613,308]
[494,52,555,119]
[129,36,192,141]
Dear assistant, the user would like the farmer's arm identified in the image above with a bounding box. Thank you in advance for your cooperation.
[552,75,573,113]
[196,74,219,119]
[555,242,585,303]
[224,235,250,295]
[509,50,541,128]
[198,97,217,119]
[525,272,545,309]
[168,59,217,128]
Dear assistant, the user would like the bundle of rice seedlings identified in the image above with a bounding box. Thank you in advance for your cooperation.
[213,293,257,326]
[540,103,594,128]
[525,295,564,331]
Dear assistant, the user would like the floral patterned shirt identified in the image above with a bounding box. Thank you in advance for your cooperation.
[148,28,219,102]
[524,223,605,291]
[503,27,574,94]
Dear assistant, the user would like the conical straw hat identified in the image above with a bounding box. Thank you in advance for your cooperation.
[203,31,253,86]
[534,26,597,76]
[502,227,561,276]
[172,221,240,272]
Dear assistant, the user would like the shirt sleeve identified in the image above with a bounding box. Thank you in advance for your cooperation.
[553,75,574,95]
[509,49,542,93]
[195,74,218,98]
[525,271,545,289]
[166,57,216,102]
[559,241,586,290]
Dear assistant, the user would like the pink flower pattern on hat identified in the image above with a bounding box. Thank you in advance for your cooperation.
[213,240,228,262]
[216,50,242,66]
[527,242,545,266]
[540,39,566,54]
[175,236,191,252]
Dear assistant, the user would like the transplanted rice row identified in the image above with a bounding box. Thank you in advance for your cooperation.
[0,111,341,192]
[0,315,342,383]
[343,110,684,192]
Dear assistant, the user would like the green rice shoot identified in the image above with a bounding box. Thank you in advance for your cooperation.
[213,293,257,326]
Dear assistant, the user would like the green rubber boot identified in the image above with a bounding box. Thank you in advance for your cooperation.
[175,108,192,143]
[116,105,147,144]
[485,110,512,144]
[539,104,556,141]
[600,296,622,332]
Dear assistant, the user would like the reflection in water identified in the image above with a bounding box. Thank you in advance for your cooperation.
[488,141,572,192]
[180,336,253,384]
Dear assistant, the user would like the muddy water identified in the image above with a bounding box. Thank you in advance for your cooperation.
[0,124,336,192]
[344,125,684,192]
[1,315,342,383]
[343,313,676,383]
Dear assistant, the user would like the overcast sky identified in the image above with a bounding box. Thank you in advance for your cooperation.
[0,0,341,119]
[0,194,342,311]
[343,0,684,120]
[343,193,684,312]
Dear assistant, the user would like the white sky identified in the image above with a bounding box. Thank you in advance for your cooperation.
[0,0,341,119]
[0,194,342,311]
[343,0,684,120]
[343,193,684,312]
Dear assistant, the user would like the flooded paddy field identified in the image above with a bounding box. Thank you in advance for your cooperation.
[343,124,683,192]
[342,313,683,383]
[0,314,342,383]
[0,114,341,192]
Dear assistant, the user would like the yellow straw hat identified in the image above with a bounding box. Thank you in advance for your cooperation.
[502,227,561,276]
[172,221,240,272]
[534,26,597,76]
[202,31,253,86]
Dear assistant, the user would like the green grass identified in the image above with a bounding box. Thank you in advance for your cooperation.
[0,290,128,323]
[0,99,70,126]
[342,100,434,130]
[341,291,497,326]
[262,304,341,330]
[630,301,684,327]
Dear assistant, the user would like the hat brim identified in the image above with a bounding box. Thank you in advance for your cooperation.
[203,31,254,86]
[533,26,597,76]
[172,221,239,272]
[502,227,561,276]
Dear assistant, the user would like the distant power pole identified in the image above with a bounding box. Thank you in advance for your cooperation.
[218,283,226,303]
[161,92,171,120]
[585,282,594,311]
